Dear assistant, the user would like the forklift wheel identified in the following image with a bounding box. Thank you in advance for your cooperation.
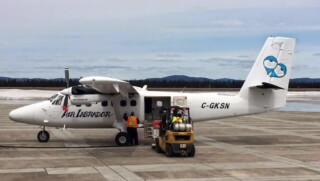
[188,144,196,157]
[165,144,174,157]
[155,138,162,153]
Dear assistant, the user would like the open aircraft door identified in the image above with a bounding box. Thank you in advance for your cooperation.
[144,97,171,137]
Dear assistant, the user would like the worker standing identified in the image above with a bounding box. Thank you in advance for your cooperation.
[126,112,139,145]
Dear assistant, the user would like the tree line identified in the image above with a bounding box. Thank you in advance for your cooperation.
[0,79,319,88]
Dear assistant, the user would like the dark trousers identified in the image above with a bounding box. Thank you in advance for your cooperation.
[127,127,139,145]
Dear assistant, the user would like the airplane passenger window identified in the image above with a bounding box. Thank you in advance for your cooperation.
[130,100,137,107]
[76,105,81,107]
[85,104,92,107]
[120,100,126,107]
[101,101,108,107]
[54,95,64,105]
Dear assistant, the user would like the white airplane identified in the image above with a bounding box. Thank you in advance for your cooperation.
[9,36,295,146]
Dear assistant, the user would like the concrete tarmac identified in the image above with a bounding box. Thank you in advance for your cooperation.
[1,104,320,180]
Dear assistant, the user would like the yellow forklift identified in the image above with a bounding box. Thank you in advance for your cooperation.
[152,106,195,157]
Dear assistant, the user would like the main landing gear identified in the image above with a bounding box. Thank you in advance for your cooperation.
[115,132,130,146]
[37,127,50,143]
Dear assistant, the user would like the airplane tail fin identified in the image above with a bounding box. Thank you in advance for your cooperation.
[239,36,295,110]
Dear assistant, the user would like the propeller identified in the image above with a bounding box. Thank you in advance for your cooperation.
[63,68,70,111]
[65,68,70,88]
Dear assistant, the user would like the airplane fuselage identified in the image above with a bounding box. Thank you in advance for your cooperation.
[10,88,272,129]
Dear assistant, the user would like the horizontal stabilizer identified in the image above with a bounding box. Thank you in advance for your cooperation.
[251,82,284,89]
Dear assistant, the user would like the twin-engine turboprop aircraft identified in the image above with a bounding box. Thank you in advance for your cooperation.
[9,36,295,146]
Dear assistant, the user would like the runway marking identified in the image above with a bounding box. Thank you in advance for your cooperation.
[95,166,126,181]
[46,167,98,174]
[203,162,298,170]
[0,156,92,161]
[109,165,144,181]
[124,163,213,172]
[148,178,239,181]
[0,168,45,174]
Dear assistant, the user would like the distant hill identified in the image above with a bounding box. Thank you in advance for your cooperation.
[147,75,236,82]
[146,75,320,83]
[291,78,320,83]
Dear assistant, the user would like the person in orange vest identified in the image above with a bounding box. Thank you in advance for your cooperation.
[126,112,140,145]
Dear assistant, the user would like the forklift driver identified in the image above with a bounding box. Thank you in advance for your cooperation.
[172,113,183,123]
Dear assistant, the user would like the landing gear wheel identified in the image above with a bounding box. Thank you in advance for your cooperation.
[165,144,174,157]
[188,144,196,157]
[37,130,50,143]
[115,132,130,146]
[155,138,162,153]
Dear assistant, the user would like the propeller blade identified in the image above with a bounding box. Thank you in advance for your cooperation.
[62,95,69,111]
[65,68,70,88]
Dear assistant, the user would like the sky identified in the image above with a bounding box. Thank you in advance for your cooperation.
[0,0,320,80]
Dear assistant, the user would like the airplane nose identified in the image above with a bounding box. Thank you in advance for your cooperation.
[9,106,34,123]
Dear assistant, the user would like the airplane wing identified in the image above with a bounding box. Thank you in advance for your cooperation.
[79,76,138,96]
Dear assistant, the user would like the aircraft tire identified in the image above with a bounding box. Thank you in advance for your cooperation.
[115,132,130,146]
[37,130,50,143]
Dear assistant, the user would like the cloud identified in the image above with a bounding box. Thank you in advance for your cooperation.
[218,60,253,69]
[211,20,244,26]
[156,54,181,58]
[237,55,250,58]
[156,59,182,63]
[313,53,320,56]
[198,57,253,69]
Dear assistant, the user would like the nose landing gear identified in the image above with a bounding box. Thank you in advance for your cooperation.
[37,127,50,142]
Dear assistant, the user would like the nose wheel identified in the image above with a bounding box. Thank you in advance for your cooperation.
[37,129,50,143]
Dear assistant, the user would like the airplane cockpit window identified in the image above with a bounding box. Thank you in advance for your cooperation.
[49,94,58,102]
[53,95,64,105]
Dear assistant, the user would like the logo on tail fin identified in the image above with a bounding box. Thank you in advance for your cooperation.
[263,56,287,78]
